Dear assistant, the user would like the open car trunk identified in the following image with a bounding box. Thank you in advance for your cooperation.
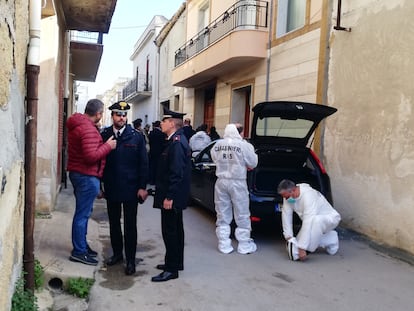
[248,101,337,206]
[250,146,322,193]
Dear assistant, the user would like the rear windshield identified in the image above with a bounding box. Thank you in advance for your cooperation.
[256,117,314,139]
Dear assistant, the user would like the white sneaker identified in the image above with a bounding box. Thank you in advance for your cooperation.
[237,239,257,254]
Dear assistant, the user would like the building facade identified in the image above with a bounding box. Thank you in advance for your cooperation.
[173,0,270,135]
[0,0,117,308]
[168,0,414,256]
[99,78,129,127]
[154,3,187,120]
[123,15,168,125]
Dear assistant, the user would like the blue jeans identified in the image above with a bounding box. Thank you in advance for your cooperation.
[69,172,100,256]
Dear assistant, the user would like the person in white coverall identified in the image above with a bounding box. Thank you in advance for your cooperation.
[277,179,341,261]
[211,123,258,254]
[189,123,211,157]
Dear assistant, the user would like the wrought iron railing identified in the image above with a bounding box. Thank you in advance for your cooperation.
[174,0,268,67]
[70,31,103,44]
[122,74,152,99]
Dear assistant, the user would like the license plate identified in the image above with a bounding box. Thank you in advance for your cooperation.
[274,203,281,212]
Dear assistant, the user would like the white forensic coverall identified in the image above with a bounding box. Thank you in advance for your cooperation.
[211,124,258,254]
[282,183,341,260]
[189,131,211,157]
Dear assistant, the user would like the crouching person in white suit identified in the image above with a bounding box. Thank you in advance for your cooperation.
[277,179,341,261]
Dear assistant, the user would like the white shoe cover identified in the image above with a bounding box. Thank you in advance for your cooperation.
[237,239,257,254]
[218,240,234,254]
[216,226,233,254]
[326,243,339,255]
[320,231,339,255]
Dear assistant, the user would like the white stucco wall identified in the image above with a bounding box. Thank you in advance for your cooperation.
[325,0,414,254]
[36,15,60,214]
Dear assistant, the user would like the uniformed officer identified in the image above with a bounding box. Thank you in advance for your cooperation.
[151,107,192,282]
[101,101,149,275]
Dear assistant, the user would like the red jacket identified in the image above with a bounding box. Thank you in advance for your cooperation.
[66,113,112,178]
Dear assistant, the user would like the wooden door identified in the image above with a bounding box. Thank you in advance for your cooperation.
[204,99,215,129]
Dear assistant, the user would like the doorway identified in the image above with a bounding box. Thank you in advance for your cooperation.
[203,87,215,129]
[231,85,252,137]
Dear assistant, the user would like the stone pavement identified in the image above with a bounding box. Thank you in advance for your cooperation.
[34,182,414,311]
[34,183,103,311]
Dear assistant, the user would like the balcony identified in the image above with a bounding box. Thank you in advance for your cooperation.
[172,0,268,87]
[43,1,117,82]
[70,31,103,82]
[122,74,153,103]
[53,0,117,33]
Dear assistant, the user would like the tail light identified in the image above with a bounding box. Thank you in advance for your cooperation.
[310,149,327,174]
[250,216,261,222]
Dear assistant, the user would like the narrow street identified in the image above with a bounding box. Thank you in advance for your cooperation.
[88,196,414,311]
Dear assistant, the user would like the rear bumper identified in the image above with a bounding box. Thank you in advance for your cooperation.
[249,194,282,219]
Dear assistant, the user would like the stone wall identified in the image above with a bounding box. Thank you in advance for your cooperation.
[0,0,29,309]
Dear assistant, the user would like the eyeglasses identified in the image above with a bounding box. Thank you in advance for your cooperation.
[115,112,127,117]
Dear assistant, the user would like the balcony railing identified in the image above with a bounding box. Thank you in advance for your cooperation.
[122,74,152,99]
[175,0,268,67]
[70,31,103,44]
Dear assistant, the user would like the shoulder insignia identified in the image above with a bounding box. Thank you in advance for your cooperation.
[173,135,181,141]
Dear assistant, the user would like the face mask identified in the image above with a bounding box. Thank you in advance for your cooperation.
[287,197,296,204]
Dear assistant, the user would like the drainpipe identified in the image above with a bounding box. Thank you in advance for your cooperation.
[62,31,70,187]
[24,0,41,291]
[265,0,273,101]
[64,32,70,99]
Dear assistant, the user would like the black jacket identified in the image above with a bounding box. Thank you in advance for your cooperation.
[148,127,166,158]
[101,124,149,202]
[183,125,195,141]
[153,128,191,210]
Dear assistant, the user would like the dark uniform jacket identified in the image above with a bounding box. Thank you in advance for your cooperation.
[153,128,191,210]
[101,124,149,202]
[183,125,195,141]
[148,127,166,159]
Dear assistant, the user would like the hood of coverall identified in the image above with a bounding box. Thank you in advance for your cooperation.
[223,124,242,140]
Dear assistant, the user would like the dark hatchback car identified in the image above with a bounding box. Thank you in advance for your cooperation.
[190,101,337,223]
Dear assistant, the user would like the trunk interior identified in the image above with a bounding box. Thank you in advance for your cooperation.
[249,146,323,200]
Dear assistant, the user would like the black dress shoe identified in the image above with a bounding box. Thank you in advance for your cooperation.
[105,254,123,266]
[151,271,178,282]
[125,261,136,275]
[156,264,183,271]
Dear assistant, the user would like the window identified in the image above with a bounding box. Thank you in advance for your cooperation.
[198,1,210,32]
[174,95,180,111]
[197,1,210,52]
[276,0,306,37]
[256,117,313,139]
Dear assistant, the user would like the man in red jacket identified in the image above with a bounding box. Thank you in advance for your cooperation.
[66,99,117,265]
